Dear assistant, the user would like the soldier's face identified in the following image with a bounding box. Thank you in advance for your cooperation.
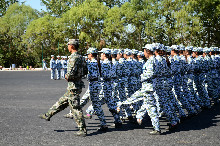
[171,50,175,56]
[88,54,92,60]
[68,45,73,52]
[192,52,196,57]
[144,49,149,58]
[101,53,104,60]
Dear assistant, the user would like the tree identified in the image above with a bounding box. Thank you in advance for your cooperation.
[0,0,18,17]
[41,0,85,17]
[0,2,39,67]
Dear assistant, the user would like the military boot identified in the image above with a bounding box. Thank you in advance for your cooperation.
[97,125,108,132]
[75,129,87,137]
[149,130,161,135]
[38,114,50,121]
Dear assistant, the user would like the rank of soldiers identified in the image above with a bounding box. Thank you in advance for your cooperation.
[40,40,220,137]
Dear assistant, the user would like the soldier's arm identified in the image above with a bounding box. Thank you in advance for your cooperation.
[141,60,155,82]
[65,57,77,81]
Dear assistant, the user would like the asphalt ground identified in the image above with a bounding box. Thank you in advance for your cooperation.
[0,71,220,146]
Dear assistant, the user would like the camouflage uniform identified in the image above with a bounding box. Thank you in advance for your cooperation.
[170,53,196,115]
[123,54,160,132]
[44,51,87,134]
[50,55,56,79]
[101,56,121,124]
[87,57,107,126]
[163,56,186,118]
[154,54,179,125]
[117,56,133,118]
[185,53,203,107]
[180,54,201,113]
[193,53,211,108]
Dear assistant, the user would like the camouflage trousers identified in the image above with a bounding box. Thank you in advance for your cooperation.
[185,73,203,106]
[208,70,219,101]
[121,87,160,131]
[117,78,132,117]
[165,77,186,118]
[46,89,86,131]
[154,86,179,125]
[136,91,160,131]
[194,73,211,108]
[83,81,121,123]
[173,75,196,115]
[181,75,201,112]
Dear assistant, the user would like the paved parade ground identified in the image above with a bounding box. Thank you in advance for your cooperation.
[0,71,220,146]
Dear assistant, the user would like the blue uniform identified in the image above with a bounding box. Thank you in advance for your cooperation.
[171,55,196,115]
[193,56,211,108]
[56,59,62,80]
[50,58,56,79]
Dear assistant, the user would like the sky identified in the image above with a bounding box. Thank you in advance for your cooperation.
[20,0,47,11]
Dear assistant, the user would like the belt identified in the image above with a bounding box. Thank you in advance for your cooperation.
[103,78,111,81]
[112,77,118,79]
[89,78,98,82]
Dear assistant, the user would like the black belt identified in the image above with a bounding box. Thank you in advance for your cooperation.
[89,78,98,82]
[103,79,111,81]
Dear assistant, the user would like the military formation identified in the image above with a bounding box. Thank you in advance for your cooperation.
[39,39,220,137]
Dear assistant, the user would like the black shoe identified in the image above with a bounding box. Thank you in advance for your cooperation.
[97,125,108,132]
[179,116,187,123]
[167,124,178,131]
[114,122,122,128]
[187,113,196,119]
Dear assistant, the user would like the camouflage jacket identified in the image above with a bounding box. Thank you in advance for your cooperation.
[65,52,86,90]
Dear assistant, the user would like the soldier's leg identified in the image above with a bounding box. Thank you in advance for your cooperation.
[45,91,70,118]
[51,69,55,79]
[89,83,107,126]
[137,92,160,132]
[182,77,201,113]
[68,89,86,133]
[118,81,132,117]
[103,82,121,124]
[199,74,211,108]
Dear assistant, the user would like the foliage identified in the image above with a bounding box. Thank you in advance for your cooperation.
[0,0,220,67]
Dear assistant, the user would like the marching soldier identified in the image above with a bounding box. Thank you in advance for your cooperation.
[50,55,56,80]
[39,39,87,137]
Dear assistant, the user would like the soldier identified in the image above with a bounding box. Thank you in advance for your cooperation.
[162,46,187,121]
[111,49,119,104]
[85,47,109,131]
[121,44,161,135]
[192,47,211,109]
[50,55,56,80]
[116,49,133,122]
[39,39,87,137]
[42,59,47,70]
[153,43,179,128]
[56,55,62,80]
[209,47,219,104]
[179,46,201,114]
[60,56,65,79]
[99,48,122,128]
[185,46,203,108]
[170,45,197,116]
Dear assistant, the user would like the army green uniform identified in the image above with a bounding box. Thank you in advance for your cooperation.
[44,51,87,134]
